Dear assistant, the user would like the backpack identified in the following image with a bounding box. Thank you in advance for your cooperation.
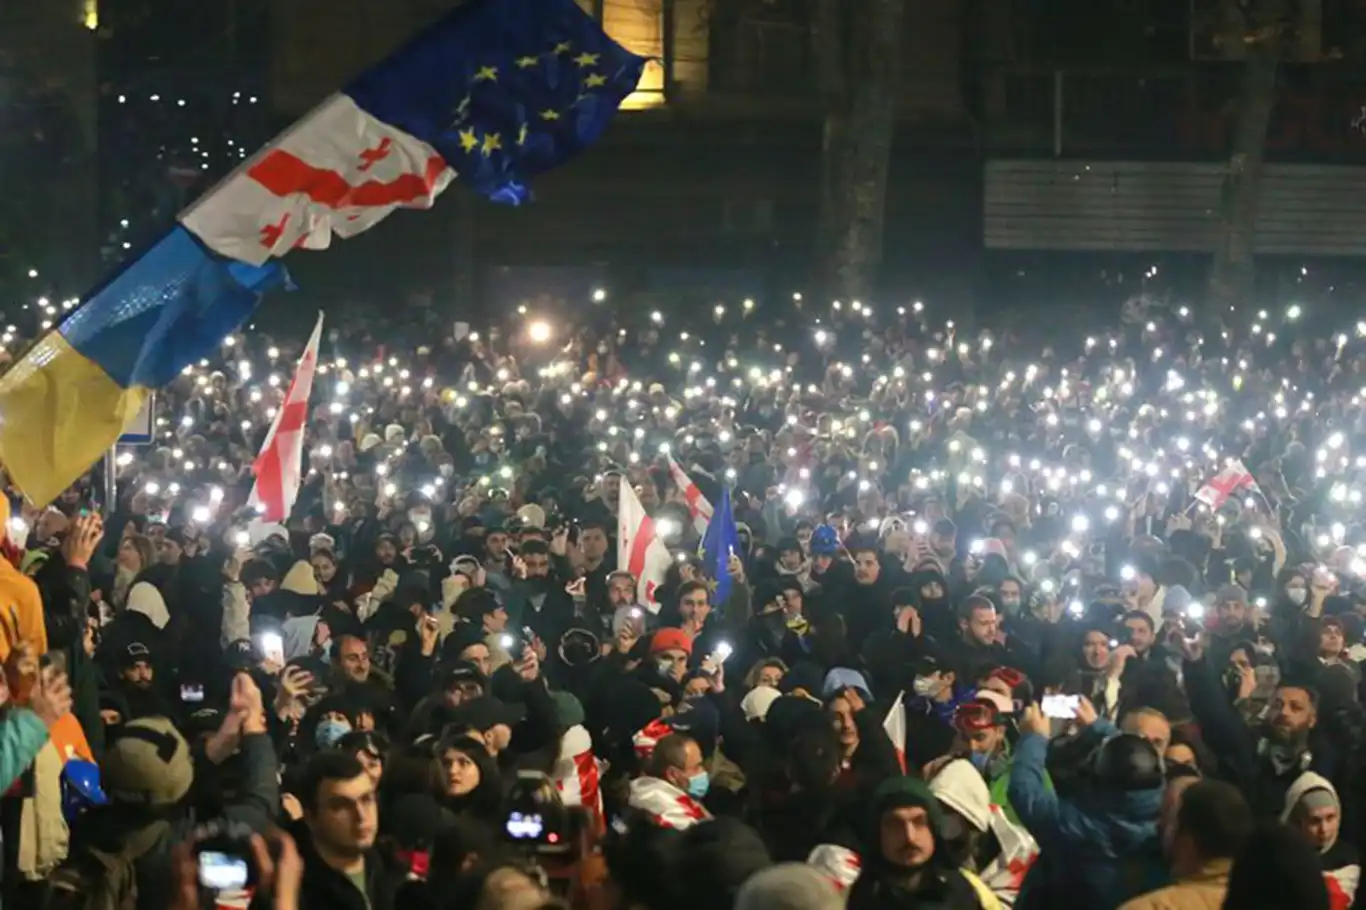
[42,820,170,910]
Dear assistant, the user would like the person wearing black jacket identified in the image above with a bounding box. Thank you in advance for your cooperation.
[292,750,400,910]
[1180,632,1339,818]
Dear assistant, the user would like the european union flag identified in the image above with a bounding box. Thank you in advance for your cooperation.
[702,484,742,606]
[346,0,646,205]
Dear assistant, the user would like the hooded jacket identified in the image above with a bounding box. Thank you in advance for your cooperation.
[1280,771,1360,909]
[847,776,992,910]
[929,759,1039,908]
[0,498,47,661]
[1008,732,1167,910]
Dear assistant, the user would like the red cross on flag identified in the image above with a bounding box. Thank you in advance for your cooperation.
[1194,458,1261,510]
[249,314,324,522]
[619,480,671,606]
[181,95,454,267]
[667,454,713,535]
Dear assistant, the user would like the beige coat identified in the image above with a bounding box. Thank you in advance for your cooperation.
[1118,860,1232,910]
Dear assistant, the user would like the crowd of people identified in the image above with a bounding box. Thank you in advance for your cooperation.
[0,286,1364,910]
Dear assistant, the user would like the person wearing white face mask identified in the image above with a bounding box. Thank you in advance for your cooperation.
[904,650,961,770]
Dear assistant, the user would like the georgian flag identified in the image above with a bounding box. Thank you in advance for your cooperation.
[619,480,670,606]
[883,691,906,773]
[181,95,453,266]
[807,845,862,892]
[627,775,710,830]
[1194,458,1261,510]
[248,314,323,522]
[667,454,713,535]
[552,724,604,834]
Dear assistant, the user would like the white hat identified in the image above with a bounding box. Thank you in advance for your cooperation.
[126,582,170,630]
[516,504,546,529]
[741,685,782,722]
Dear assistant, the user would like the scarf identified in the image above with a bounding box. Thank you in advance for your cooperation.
[627,776,710,830]
[552,725,604,834]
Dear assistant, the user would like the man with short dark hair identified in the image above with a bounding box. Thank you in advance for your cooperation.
[1181,633,1337,817]
[294,751,397,910]
[1119,780,1253,910]
[629,733,712,830]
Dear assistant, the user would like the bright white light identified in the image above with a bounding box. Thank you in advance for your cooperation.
[1070,514,1089,534]
[528,321,552,344]
[191,506,211,524]
[592,288,607,302]
[1120,565,1136,581]
[656,517,680,540]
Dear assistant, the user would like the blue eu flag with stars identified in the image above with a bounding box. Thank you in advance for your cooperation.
[346,0,646,205]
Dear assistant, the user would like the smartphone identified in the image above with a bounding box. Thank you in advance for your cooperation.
[258,632,284,665]
[712,641,734,662]
[198,850,249,891]
[1041,694,1079,720]
[180,683,205,703]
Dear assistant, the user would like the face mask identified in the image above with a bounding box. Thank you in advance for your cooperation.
[969,750,991,772]
[1287,586,1308,607]
[686,770,711,799]
[316,719,352,749]
[912,676,940,698]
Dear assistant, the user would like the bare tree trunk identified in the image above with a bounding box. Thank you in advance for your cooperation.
[813,0,905,303]
[1209,2,1282,309]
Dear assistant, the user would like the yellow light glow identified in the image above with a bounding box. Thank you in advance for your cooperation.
[604,0,667,110]
[82,0,98,30]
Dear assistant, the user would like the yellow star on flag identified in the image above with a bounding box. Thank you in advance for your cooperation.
[584,72,607,88]
[481,132,503,157]
[458,129,479,152]
[573,52,600,67]
[517,123,529,146]
[540,108,561,121]
[474,65,499,82]
[516,55,539,69]
[552,40,572,54]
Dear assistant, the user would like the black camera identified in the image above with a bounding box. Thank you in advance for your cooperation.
[501,771,572,854]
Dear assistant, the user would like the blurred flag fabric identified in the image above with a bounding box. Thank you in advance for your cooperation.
[701,485,741,605]
[667,455,714,536]
[619,481,670,607]
[0,228,286,506]
[182,0,645,264]
[0,0,641,505]
[249,313,324,522]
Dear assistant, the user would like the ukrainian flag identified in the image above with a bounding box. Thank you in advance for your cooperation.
[0,228,285,505]
[0,0,641,505]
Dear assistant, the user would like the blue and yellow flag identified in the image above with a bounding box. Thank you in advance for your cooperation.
[702,485,742,606]
[0,228,286,505]
[346,0,646,205]
[0,0,642,504]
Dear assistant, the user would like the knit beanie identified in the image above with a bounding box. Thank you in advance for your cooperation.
[736,864,843,910]
[103,717,194,808]
[869,776,944,838]
[280,560,320,596]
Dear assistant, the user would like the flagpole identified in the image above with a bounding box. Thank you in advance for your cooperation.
[103,445,117,519]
